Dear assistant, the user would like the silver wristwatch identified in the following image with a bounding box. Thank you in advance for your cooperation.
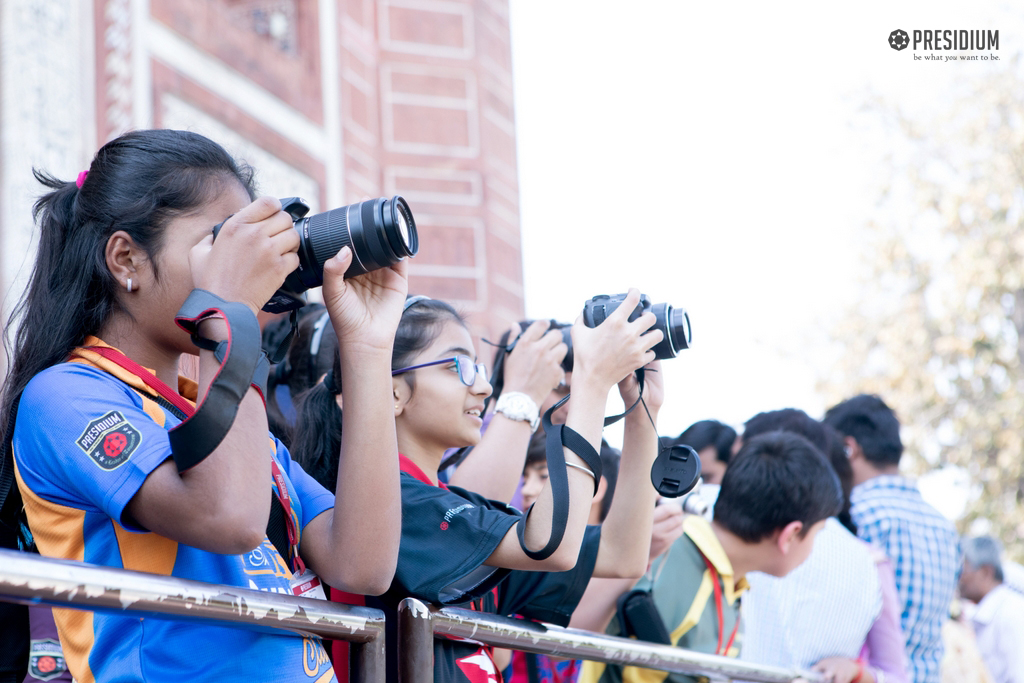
[495,391,540,431]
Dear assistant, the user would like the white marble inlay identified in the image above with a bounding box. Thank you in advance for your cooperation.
[1,0,93,330]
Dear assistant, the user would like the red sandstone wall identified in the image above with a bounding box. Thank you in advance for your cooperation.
[92,0,524,342]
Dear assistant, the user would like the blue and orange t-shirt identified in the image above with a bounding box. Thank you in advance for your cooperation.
[12,339,338,683]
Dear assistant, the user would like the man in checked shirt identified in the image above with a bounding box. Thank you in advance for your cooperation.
[825,395,960,683]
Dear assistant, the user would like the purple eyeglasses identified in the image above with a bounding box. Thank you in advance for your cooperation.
[392,355,488,387]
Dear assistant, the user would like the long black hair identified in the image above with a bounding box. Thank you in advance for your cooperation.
[263,304,337,447]
[1,129,256,449]
[291,296,465,491]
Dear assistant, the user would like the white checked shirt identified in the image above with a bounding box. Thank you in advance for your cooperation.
[741,518,882,668]
[972,584,1024,683]
[851,475,960,683]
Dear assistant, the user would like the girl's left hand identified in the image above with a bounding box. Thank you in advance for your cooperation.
[321,247,409,352]
[617,359,665,413]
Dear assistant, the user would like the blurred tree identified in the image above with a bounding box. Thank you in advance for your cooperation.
[822,62,1024,558]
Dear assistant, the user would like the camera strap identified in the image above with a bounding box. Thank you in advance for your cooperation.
[73,341,302,571]
[516,402,603,560]
[164,288,266,471]
[514,369,650,560]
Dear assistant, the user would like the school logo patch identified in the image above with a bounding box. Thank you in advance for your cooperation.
[76,411,141,470]
[27,638,67,682]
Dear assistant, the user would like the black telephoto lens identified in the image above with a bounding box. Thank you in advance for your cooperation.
[294,195,417,288]
[257,195,418,312]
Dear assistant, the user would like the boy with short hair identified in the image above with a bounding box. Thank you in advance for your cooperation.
[579,431,843,683]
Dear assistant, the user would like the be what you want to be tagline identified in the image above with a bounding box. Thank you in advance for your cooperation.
[888,28,1001,62]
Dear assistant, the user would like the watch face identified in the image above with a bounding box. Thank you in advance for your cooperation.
[507,395,529,412]
[499,393,537,423]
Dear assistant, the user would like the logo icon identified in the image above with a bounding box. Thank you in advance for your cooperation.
[27,639,67,682]
[76,411,142,470]
[889,29,910,51]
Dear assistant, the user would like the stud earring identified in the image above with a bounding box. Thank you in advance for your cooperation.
[126,278,133,292]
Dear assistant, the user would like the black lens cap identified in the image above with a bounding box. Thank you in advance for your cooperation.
[650,444,701,498]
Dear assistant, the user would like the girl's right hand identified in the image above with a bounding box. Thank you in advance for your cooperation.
[569,289,664,391]
[321,247,409,354]
[501,321,569,406]
[190,196,300,314]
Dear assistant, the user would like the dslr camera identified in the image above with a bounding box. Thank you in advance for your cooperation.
[215,195,418,313]
[582,293,691,360]
[554,294,690,373]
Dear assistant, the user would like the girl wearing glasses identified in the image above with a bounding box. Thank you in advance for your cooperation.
[293,291,668,683]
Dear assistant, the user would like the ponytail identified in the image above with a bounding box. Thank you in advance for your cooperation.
[2,129,256,449]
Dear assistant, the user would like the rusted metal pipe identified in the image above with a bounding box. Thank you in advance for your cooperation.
[398,597,435,683]
[430,605,822,683]
[0,549,386,683]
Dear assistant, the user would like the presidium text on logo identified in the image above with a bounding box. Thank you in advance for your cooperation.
[889,28,1000,61]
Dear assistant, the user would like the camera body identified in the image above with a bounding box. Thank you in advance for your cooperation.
[215,195,418,313]
[582,293,691,360]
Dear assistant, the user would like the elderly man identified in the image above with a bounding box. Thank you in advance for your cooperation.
[959,536,1024,683]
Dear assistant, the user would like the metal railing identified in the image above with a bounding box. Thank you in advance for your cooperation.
[1,550,823,683]
[0,549,386,683]
[398,597,822,683]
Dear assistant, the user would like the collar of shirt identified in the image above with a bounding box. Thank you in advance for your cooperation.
[73,335,200,402]
[974,583,1014,626]
[851,473,919,500]
[399,453,448,489]
[682,515,749,604]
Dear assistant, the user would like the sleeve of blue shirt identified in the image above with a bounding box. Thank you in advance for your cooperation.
[13,364,177,532]
[274,438,335,530]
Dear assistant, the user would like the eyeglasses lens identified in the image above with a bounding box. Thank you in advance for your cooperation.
[457,356,475,386]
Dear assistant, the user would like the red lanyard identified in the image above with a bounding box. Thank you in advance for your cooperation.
[82,347,196,416]
[271,459,305,572]
[699,553,740,657]
[78,346,303,571]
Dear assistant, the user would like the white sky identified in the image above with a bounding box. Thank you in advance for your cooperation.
[507,1,1022,519]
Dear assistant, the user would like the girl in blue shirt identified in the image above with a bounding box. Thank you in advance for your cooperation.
[1,129,405,682]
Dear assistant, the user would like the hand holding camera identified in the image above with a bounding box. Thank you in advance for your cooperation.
[569,289,663,392]
[211,194,418,314]
[502,320,569,406]
[619,359,665,417]
[193,196,300,316]
[322,246,409,354]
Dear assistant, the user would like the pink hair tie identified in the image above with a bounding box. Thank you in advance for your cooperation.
[75,170,89,189]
